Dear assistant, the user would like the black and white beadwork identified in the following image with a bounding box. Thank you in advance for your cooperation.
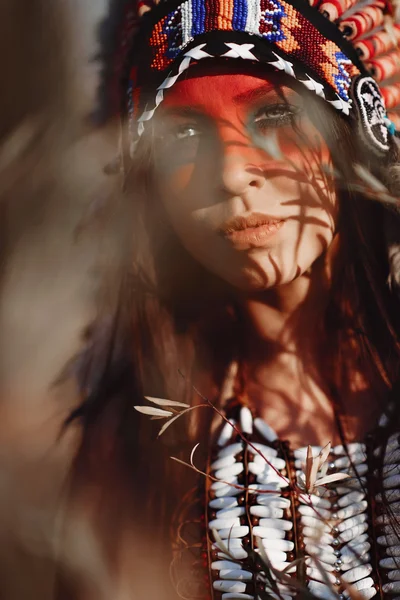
[351,75,390,154]
[205,404,400,600]
[133,40,352,153]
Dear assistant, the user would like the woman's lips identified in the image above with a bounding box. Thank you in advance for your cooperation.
[219,213,285,248]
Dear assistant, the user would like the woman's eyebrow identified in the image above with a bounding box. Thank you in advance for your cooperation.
[233,85,290,105]
[160,105,204,117]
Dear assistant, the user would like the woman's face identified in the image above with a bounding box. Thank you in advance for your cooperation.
[152,66,339,290]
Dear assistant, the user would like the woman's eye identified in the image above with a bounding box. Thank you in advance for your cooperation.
[168,124,202,142]
[251,104,300,131]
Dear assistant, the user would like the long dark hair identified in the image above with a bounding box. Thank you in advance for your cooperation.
[60,75,400,598]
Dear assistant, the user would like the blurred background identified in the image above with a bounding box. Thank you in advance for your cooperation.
[0,1,120,598]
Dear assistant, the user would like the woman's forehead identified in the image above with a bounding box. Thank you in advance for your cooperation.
[162,66,297,111]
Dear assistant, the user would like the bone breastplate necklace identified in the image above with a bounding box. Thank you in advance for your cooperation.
[172,399,400,600]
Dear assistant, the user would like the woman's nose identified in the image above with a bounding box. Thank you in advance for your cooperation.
[220,151,267,197]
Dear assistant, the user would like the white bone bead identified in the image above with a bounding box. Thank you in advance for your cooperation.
[215,538,244,549]
[264,591,292,600]
[377,489,400,503]
[346,577,375,592]
[212,560,241,570]
[379,413,390,427]
[212,478,238,491]
[209,518,241,530]
[240,407,253,435]
[383,463,400,477]
[338,512,367,531]
[300,516,331,531]
[342,564,372,583]
[298,505,332,519]
[253,418,278,442]
[384,475,400,489]
[345,533,369,548]
[265,549,286,562]
[213,483,242,498]
[218,443,244,458]
[304,547,336,564]
[249,443,278,457]
[307,567,336,583]
[381,501,400,513]
[386,546,400,557]
[256,495,290,508]
[294,446,322,460]
[253,527,286,540]
[337,491,365,507]
[383,582,400,593]
[211,455,236,470]
[258,538,294,551]
[252,526,285,539]
[355,589,376,599]
[262,549,287,563]
[250,477,289,489]
[218,420,236,447]
[213,547,248,560]
[216,507,246,519]
[220,569,253,581]
[248,483,284,493]
[348,463,368,476]
[213,580,246,593]
[259,518,293,530]
[388,570,400,581]
[248,462,279,476]
[218,526,249,539]
[333,443,366,455]
[338,522,368,543]
[340,542,370,562]
[380,557,400,568]
[380,524,400,535]
[252,455,286,470]
[334,453,366,468]
[307,580,338,600]
[337,477,367,492]
[222,594,253,599]
[210,497,239,510]
[302,530,334,544]
[341,555,371,572]
[384,450,400,465]
[378,534,400,546]
[250,506,284,518]
[388,433,400,447]
[336,501,368,520]
[215,463,244,480]
[298,493,332,509]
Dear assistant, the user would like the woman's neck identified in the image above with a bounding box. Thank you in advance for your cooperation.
[241,249,332,358]
[236,241,382,447]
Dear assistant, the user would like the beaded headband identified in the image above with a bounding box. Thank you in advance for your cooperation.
[101,0,400,155]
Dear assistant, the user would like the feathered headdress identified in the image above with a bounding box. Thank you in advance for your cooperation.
[98,0,400,156]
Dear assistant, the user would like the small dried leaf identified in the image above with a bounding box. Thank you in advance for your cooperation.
[314,472,350,487]
[305,445,314,488]
[134,406,173,417]
[212,529,237,561]
[145,396,190,408]
[318,442,331,469]
[307,452,321,493]
[158,405,205,437]
[190,443,200,466]
[281,557,304,574]
[157,412,183,437]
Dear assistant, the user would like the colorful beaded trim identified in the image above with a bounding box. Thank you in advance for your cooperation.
[147,0,360,102]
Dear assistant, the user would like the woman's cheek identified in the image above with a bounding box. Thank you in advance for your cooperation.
[164,164,195,195]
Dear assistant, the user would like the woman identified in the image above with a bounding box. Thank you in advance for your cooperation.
[65,0,400,598]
